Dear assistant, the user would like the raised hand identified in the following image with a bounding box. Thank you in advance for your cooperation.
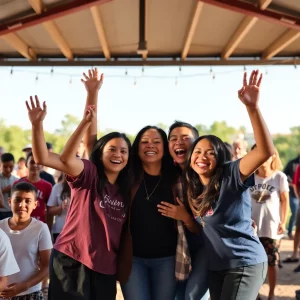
[26,95,47,126]
[238,70,262,108]
[81,67,103,93]
[83,105,96,123]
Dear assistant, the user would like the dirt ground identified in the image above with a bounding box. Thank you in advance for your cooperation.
[116,238,300,300]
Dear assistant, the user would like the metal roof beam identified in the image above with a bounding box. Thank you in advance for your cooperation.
[137,0,148,60]
[199,0,300,31]
[28,0,73,60]
[222,0,272,59]
[181,2,204,60]
[90,6,110,60]
[0,0,111,37]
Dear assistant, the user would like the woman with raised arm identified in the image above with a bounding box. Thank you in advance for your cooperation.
[184,70,274,300]
[26,96,131,300]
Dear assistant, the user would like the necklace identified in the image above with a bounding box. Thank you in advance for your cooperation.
[143,176,161,200]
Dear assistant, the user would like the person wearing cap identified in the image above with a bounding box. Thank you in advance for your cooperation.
[22,144,32,155]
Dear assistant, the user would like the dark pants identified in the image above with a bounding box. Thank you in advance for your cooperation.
[53,233,60,243]
[0,211,12,220]
[208,262,267,300]
[48,249,117,300]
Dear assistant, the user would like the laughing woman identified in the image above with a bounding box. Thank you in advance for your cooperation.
[26,96,131,300]
[185,70,274,300]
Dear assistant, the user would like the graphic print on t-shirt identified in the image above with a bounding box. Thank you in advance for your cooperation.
[249,183,275,203]
[100,194,126,223]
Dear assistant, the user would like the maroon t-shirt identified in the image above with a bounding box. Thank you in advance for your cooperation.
[14,178,52,223]
[54,159,126,275]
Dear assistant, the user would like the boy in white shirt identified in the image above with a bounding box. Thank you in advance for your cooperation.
[0,228,19,292]
[0,182,52,299]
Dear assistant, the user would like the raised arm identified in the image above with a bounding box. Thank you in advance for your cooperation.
[238,70,275,181]
[26,96,95,177]
[81,68,103,156]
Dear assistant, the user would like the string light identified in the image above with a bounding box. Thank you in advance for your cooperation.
[125,69,128,76]
[175,77,178,86]
[69,76,72,85]
[133,77,137,87]
[10,67,13,75]
[142,66,144,76]
[51,67,54,75]
[243,66,246,72]
[210,67,213,76]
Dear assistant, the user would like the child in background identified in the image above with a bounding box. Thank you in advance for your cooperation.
[0,182,52,299]
[16,157,28,178]
[0,153,18,220]
[0,228,19,292]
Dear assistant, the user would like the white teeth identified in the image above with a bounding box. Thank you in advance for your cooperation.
[145,152,156,155]
[111,160,121,164]
[196,162,209,167]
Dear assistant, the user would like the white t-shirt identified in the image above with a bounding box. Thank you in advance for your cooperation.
[0,173,18,212]
[0,218,53,296]
[0,229,19,277]
[250,170,289,239]
[47,182,68,234]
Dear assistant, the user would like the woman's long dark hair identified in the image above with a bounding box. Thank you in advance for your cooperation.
[131,126,178,186]
[89,132,131,209]
[185,135,228,217]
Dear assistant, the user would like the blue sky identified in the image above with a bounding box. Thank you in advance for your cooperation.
[0,65,298,136]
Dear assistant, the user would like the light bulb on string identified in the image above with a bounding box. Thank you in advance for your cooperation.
[243,65,246,72]
[69,76,73,85]
[210,67,213,76]
[50,67,54,76]
[10,67,13,75]
[133,77,137,87]
[265,68,268,75]
[179,66,182,76]
[125,69,128,76]
[175,77,178,87]
[35,74,39,84]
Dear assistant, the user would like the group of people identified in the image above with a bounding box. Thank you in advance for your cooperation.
[0,67,294,300]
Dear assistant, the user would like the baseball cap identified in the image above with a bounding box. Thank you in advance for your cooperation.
[22,144,32,152]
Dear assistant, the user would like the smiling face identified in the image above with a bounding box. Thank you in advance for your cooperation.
[190,138,217,184]
[102,137,129,175]
[9,190,37,220]
[138,129,164,164]
[168,127,195,167]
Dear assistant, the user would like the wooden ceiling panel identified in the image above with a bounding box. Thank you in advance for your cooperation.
[147,0,195,54]
[98,0,139,55]
[235,19,287,54]
[189,4,244,55]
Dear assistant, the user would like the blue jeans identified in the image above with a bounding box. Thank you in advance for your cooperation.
[121,255,176,300]
[288,196,299,234]
[175,247,209,300]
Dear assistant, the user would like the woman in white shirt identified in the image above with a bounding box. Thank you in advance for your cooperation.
[250,145,289,300]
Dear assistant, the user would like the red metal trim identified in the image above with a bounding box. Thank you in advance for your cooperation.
[0,0,111,37]
[199,0,300,31]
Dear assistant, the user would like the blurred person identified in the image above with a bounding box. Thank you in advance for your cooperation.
[250,145,288,300]
[0,228,19,292]
[47,175,71,243]
[283,148,300,239]
[22,144,32,156]
[15,157,28,178]
[0,182,52,299]
[232,138,248,160]
[0,153,18,220]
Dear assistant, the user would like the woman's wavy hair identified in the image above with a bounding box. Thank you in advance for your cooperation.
[89,132,131,208]
[131,126,178,185]
[185,135,228,217]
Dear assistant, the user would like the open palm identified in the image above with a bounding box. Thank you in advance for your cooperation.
[238,70,262,108]
[25,95,47,126]
[81,67,103,93]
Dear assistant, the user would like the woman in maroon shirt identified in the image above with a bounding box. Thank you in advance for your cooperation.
[26,84,131,299]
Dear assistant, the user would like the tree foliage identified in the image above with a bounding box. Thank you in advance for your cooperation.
[0,116,299,168]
